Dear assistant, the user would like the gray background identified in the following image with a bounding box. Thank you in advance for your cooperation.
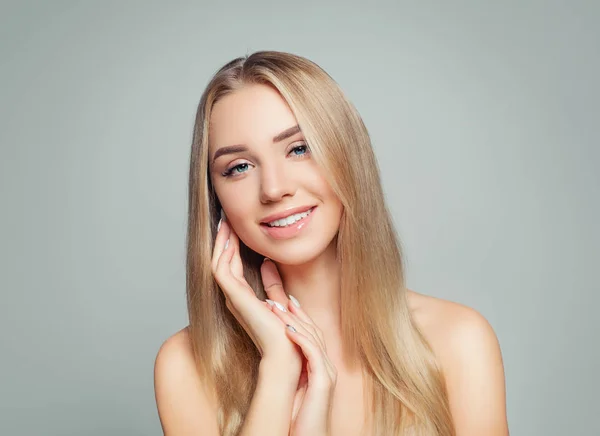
[1,1,598,435]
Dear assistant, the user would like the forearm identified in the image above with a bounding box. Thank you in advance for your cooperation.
[238,359,298,436]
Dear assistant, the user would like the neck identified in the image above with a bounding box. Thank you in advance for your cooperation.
[274,238,356,371]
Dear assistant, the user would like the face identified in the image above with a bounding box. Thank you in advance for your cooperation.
[208,84,344,265]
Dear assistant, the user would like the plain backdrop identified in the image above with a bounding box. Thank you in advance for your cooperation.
[1,1,598,435]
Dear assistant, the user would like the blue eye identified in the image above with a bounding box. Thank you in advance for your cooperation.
[291,144,309,156]
[222,163,249,177]
[221,143,310,178]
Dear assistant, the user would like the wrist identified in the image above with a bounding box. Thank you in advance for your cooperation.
[259,357,301,385]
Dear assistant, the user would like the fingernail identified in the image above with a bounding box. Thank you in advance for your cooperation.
[274,301,287,312]
[217,218,222,232]
[262,257,270,263]
[288,294,301,308]
[224,239,229,250]
[286,324,296,332]
[220,208,226,222]
[265,299,275,307]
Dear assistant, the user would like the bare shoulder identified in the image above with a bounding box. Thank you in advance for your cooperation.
[406,289,499,354]
[154,326,220,435]
[406,289,509,435]
[406,288,503,374]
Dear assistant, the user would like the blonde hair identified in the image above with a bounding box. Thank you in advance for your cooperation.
[186,50,454,435]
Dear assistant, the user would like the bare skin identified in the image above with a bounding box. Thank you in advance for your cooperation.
[155,289,508,435]
[154,83,508,435]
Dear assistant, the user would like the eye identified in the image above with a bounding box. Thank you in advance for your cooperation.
[221,143,310,179]
[222,162,250,177]
[289,143,310,157]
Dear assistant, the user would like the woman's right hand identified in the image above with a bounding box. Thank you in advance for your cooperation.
[211,216,303,374]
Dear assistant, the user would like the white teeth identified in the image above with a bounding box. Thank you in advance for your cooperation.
[267,208,313,227]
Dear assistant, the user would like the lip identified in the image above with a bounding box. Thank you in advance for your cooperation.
[260,206,316,240]
[260,205,317,224]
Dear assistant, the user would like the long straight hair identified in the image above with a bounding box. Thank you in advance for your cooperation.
[186,50,454,435]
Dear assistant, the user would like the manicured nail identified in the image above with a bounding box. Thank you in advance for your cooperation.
[262,257,270,263]
[224,239,229,250]
[286,324,297,333]
[265,299,275,307]
[274,301,287,312]
[288,295,300,308]
[217,218,222,232]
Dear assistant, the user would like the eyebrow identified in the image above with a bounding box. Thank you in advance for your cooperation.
[211,124,302,164]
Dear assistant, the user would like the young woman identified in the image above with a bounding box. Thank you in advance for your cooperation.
[154,51,509,436]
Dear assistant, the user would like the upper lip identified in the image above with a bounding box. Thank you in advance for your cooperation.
[260,205,316,224]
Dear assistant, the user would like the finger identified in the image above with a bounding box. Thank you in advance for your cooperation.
[260,259,288,305]
[271,302,336,380]
[229,227,244,280]
[213,239,233,282]
[214,234,251,307]
[286,295,311,322]
[212,223,256,300]
[286,296,327,350]
[267,301,309,335]
[285,325,334,389]
[268,302,327,356]
[287,318,337,383]
[211,219,231,272]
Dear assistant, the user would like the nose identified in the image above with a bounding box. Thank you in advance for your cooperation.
[259,161,297,204]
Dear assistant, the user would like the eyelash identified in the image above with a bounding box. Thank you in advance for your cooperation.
[221,143,310,178]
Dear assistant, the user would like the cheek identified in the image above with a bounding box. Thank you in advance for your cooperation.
[214,187,254,230]
[215,178,253,208]
[223,202,254,230]
[317,176,344,222]
[312,172,339,204]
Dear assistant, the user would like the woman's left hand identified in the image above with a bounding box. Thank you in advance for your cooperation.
[267,294,338,436]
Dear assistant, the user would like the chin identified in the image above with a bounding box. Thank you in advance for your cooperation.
[268,250,322,266]
[249,235,337,266]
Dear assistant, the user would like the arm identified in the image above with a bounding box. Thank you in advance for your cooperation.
[154,328,297,436]
[438,307,509,436]
[154,329,219,435]
[238,359,298,436]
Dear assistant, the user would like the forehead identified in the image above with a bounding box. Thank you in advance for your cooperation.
[209,84,299,150]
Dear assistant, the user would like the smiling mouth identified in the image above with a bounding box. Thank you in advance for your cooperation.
[261,207,316,228]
